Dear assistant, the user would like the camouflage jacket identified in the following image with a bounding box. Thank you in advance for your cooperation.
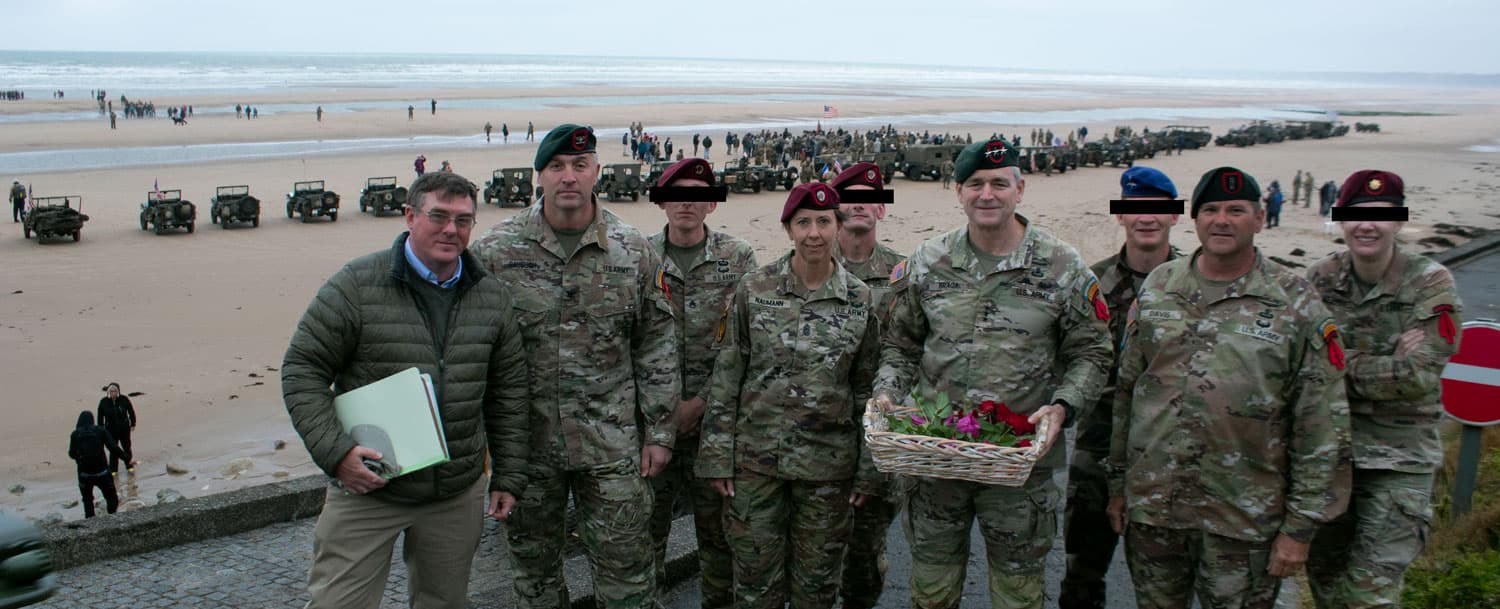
[874,216,1114,472]
[1078,245,1184,454]
[836,240,907,322]
[1306,248,1462,473]
[471,201,680,471]
[696,251,881,493]
[1109,249,1352,543]
[647,227,759,402]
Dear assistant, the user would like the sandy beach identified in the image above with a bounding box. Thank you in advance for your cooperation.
[4,83,1500,520]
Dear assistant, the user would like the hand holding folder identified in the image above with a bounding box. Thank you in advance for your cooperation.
[332,367,450,480]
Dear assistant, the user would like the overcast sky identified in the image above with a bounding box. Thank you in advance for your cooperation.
[7,0,1497,74]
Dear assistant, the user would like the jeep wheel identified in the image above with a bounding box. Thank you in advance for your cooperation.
[23,225,30,239]
[154,223,165,235]
[360,201,368,213]
[329,211,338,222]
[186,220,195,234]
[252,215,260,228]
[210,213,218,225]
[286,204,294,219]
[631,192,639,202]
[73,230,81,242]
[140,217,148,230]
[301,211,312,224]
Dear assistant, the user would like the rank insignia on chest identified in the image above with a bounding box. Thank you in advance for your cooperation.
[1320,319,1345,370]
[1086,280,1109,321]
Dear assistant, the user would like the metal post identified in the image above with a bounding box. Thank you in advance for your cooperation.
[1452,424,1484,519]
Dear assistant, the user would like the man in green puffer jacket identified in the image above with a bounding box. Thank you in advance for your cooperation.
[282,171,530,609]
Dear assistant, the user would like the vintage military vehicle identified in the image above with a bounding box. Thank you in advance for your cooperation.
[1331,122,1350,137]
[1079,142,1106,167]
[1162,125,1213,149]
[483,167,536,207]
[358,177,408,216]
[643,161,675,194]
[140,189,195,235]
[1354,122,1380,133]
[1103,140,1136,167]
[899,144,963,181]
[762,165,800,191]
[857,151,901,184]
[0,511,55,607]
[21,195,88,243]
[286,180,339,222]
[596,163,646,202]
[209,185,260,228]
[1018,146,1070,175]
[718,162,768,194]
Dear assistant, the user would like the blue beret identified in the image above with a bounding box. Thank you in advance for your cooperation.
[1120,166,1177,199]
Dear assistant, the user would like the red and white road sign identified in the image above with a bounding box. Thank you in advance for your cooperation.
[1441,320,1500,426]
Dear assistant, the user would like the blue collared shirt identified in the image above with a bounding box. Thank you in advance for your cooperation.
[404,235,462,288]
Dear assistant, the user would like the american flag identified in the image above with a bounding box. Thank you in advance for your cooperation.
[152,178,161,200]
[823,105,839,118]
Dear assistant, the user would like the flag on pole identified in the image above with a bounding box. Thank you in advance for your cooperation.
[833,158,843,176]
[823,105,839,118]
[153,178,161,200]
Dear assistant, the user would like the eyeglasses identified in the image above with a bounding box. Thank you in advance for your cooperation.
[421,210,476,229]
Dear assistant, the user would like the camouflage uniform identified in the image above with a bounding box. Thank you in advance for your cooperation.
[647,228,758,609]
[1304,249,1462,609]
[836,241,908,609]
[471,202,679,609]
[875,217,1114,609]
[1060,245,1182,609]
[697,251,882,609]
[1108,249,1352,609]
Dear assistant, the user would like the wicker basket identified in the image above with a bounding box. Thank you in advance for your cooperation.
[862,399,1049,486]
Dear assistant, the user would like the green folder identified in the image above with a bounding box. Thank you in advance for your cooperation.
[333,367,450,479]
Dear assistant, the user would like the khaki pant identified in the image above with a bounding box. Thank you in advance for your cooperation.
[305,477,485,609]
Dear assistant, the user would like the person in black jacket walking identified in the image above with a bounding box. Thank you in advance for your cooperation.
[69,411,126,518]
[97,383,137,475]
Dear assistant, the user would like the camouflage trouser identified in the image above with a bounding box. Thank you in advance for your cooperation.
[840,494,901,609]
[1123,522,1280,609]
[904,472,1060,609]
[724,470,853,609]
[649,436,732,609]
[506,458,658,609]
[1059,449,1118,609]
[1306,469,1434,609]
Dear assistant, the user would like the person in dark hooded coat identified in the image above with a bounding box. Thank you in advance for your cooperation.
[68,411,125,518]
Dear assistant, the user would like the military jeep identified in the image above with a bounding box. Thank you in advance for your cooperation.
[209,185,260,228]
[1162,125,1213,149]
[858,151,900,185]
[139,190,195,235]
[484,168,535,207]
[645,161,675,192]
[720,162,766,194]
[596,163,646,202]
[358,177,407,217]
[21,195,88,243]
[761,165,799,192]
[900,144,963,181]
[0,511,55,608]
[286,180,339,223]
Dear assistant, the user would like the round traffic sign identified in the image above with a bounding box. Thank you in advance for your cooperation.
[1441,320,1500,426]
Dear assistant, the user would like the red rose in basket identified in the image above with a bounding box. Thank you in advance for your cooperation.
[885,393,1035,448]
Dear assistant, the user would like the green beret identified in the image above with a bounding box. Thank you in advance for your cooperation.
[1190,166,1261,218]
[533,124,596,170]
[953,138,1019,184]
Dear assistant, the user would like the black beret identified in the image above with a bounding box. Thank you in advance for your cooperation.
[1336,169,1404,207]
[780,182,840,223]
[1189,166,1261,218]
[534,124,596,170]
[954,138,1019,183]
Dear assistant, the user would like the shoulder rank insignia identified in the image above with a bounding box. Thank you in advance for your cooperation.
[1086,279,1109,321]
[1434,304,1457,344]
[1320,319,1345,370]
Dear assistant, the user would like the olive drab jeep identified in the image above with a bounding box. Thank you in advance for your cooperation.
[358,177,408,216]
[21,195,88,243]
[899,144,964,180]
[140,189,195,235]
[1162,125,1212,149]
[484,168,535,207]
[596,163,646,202]
[209,185,260,228]
[286,180,339,223]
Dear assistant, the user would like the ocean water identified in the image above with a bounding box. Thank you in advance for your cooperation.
[6,50,1497,98]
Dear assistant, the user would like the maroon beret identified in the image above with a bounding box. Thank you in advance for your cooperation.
[831,162,884,191]
[1336,169,1404,207]
[780,182,840,223]
[656,157,715,188]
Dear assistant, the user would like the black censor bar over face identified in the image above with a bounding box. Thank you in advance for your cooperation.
[1330,206,1409,222]
[1109,199,1185,215]
[649,186,730,203]
[836,189,895,204]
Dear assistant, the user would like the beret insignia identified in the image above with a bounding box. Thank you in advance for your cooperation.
[1222,171,1242,195]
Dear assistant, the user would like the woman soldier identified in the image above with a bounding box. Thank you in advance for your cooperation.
[1304,169,1464,609]
[697,182,882,609]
